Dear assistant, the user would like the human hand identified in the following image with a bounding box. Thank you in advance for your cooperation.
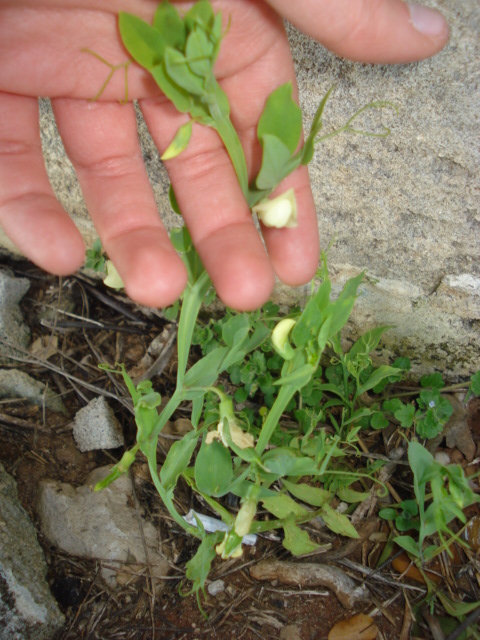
[0,1,448,310]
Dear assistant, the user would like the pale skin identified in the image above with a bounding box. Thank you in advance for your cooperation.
[0,0,448,310]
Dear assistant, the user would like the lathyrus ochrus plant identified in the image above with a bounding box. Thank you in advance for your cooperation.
[87,0,401,606]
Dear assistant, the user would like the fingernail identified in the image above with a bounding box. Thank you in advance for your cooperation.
[408,3,447,37]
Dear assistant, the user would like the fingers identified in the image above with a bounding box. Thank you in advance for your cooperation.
[51,97,187,308]
[140,98,276,311]
[266,0,449,63]
[0,92,85,274]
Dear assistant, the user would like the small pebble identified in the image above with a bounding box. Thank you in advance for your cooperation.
[207,579,225,596]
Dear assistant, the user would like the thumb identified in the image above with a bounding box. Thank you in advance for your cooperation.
[265,0,449,63]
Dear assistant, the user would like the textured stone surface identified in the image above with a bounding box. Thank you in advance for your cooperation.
[0,369,67,415]
[0,0,478,377]
[0,269,30,362]
[0,464,64,640]
[73,396,124,452]
[37,466,170,587]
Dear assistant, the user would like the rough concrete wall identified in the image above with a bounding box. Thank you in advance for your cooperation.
[0,0,478,377]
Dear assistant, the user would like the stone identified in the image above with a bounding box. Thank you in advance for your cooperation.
[0,269,30,362]
[0,0,478,378]
[0,463,65,640]
[73,396,124,452]
[36,465,170,588]
[0,369,67,415]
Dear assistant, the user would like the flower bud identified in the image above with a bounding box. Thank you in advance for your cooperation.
[271,318,296,360]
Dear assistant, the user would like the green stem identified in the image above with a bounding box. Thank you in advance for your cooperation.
[207,82,249,200]
[255,383,297,455]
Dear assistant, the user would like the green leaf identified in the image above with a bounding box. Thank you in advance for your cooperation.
[282,514,319,555]
[184,532,221,597]
[194,438,233,497]
[283,479,330,507]
[301,85,335,165]
[164,47,206,96]
[274,364,315,389]
[153,2,186,51]
[370,411,389,429]
[119,13,165,70]
[383,399,415,428]
[346,326,392,363]
[161,120,193,160]
[151,63,192,113]
[160,430,199,490]
[183,346,228,389]
[186,28,214,77]
[394,535,421,558]
[357,366,403,396]
[378,507,397,521]
[408,442,437,486]
[420,372,445,389]
[336,486,370,503]
[470,371,480,396]
[320,503,359,538]
[184,1,215,32]
[257,82,303,155]
[261,448,319,477]
[256,134,296,191]
[262,494,310,519]
[221,313,250,347]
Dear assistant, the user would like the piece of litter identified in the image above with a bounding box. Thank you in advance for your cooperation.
[207,579,225,596]
[183,509,257,546]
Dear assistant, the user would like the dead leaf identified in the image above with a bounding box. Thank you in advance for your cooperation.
[328,613,378,640]
[443,396,475,462]
[30,335,59,360]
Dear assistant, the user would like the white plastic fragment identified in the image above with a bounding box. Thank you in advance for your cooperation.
[183,509,257,546]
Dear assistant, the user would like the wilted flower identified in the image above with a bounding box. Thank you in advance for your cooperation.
[253,188,298,229]
[103,260,124,289]
[234,499,256,537]
[205,419,254,449]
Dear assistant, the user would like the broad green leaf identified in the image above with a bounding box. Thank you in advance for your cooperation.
[378,507,397,521]
[164,47,206,96]
[282,514,319,555]
[321,503,359,538]
[221,313,250,347]
[160,430,199,490]
[292,280,331,348]
[408,442,437,486]
[357,365,403,396]
[257,83,302,155]
[194,439,233,497]
[336,486,370,503]
[383,399,415,428]
[186,28,214,77]
[161,120,193,160]
[283,479,330,507]
[262,448,319,476]
[393,535,421,558]
[153,2,186,50]
[119,13,165,69]
[262,494,310,519]
[183,346,228,388]
[420,372,445,389]
[151,63,192,112]
[370,411,389,429]
[256,134,294,191]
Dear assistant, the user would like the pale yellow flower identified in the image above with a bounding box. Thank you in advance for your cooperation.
[253,188,298,229]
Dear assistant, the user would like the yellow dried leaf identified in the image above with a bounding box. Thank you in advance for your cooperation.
[328,613,378,640]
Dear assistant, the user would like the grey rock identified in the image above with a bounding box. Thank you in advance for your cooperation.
[37,466,170,587]
[0,463,65,640]
[73,396,124,452]
[0,0,478,377]
[0,270,30,362]
[0,369,67,415]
